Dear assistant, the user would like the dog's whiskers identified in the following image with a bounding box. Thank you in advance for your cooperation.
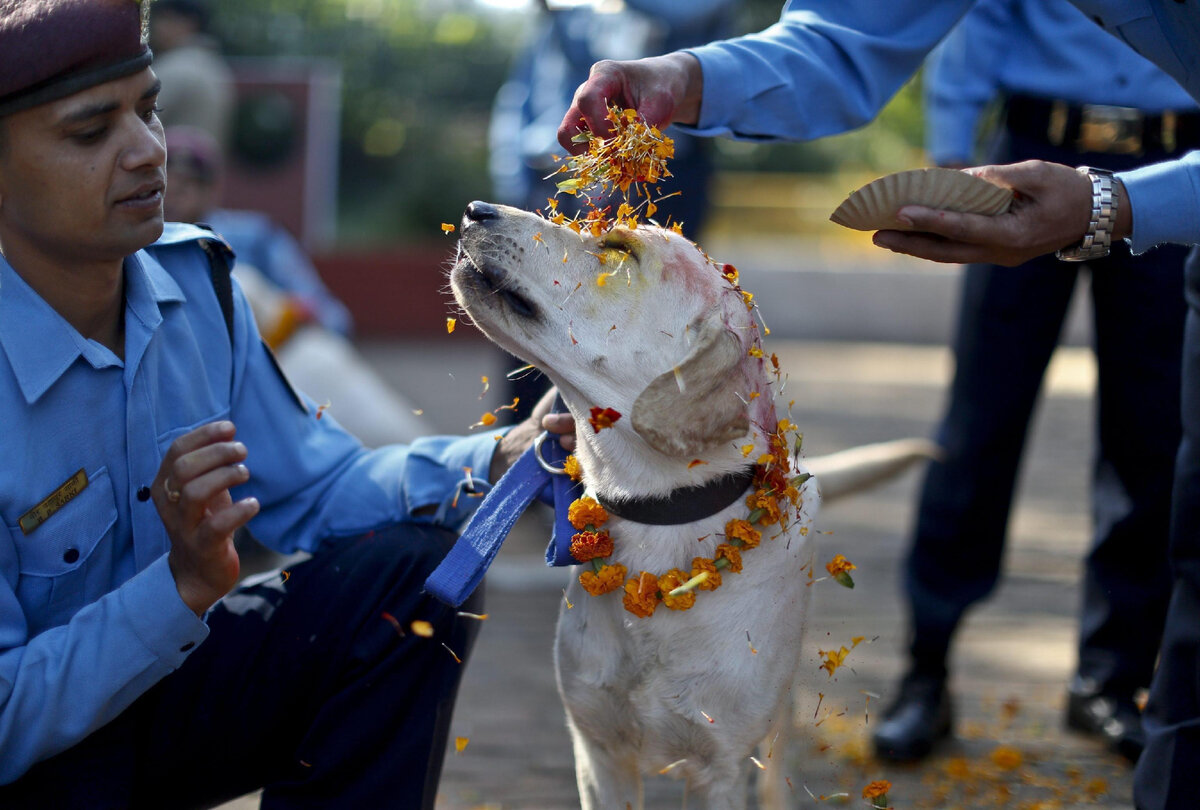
[505,364,537,381]
[558,280,583,308]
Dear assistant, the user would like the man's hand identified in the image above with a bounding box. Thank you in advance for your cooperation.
[557,52,703,154]
[155,420,260,616]
[871,161,1131,266]
[490,387,577,483]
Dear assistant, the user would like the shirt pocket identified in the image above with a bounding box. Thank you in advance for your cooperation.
[10,465,117,579]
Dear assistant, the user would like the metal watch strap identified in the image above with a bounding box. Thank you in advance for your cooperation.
[1056,166,1116,261]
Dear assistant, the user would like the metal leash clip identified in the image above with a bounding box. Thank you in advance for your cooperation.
[533,430,569,476]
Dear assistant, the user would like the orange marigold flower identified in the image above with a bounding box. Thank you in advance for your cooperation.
[588,406,622,432]
[567,496,608,530]
[714,543,743,574]
[570,530,613,562]
[754,465,790,495]
[745,491,782,526]
[623,571,661,618]
[562,454,583,482]
[825,552,854,590]
[862,780,892,800]
[579,563,626,596]
[725,519,762,549]
[659,569,696,611]
[825,554,857,577]
[690,557,722,590]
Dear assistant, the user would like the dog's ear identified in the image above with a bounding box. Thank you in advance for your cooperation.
[631,316,749,457]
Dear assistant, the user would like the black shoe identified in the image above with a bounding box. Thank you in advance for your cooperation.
[1065,689,1145,762]
[872,672,953,762]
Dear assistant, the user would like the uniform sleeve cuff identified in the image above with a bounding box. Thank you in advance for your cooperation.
[683,46,785,141]
[119,554,210,669]
[1118,154,1200,254]
[403,429,508,525]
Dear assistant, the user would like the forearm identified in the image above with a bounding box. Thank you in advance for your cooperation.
[0,557,206,783]
[683,0,974,142]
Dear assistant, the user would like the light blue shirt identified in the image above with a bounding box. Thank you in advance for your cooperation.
[925,0,1198,165]
[204,208,353,337]
[684,0,1200,254]
[0,224,501,782]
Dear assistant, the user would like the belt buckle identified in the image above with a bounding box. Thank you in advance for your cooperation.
[1077,104,1143,155]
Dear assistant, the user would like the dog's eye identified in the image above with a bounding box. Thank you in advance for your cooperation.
[598,237,637,260]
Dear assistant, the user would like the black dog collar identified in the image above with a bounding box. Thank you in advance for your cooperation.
[595,466,757,526]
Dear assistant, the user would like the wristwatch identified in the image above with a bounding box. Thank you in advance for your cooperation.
[1056,166,1117,261]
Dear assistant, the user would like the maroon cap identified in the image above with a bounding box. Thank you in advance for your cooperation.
[0,0,152,117]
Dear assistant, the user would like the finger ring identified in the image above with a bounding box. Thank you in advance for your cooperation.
[163,478,181,504]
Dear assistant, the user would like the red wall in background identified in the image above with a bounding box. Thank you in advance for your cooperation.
[313,242,467,337]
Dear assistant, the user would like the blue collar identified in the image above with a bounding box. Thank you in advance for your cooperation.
[0,251,184,403]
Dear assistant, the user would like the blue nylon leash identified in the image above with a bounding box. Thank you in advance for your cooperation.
[424,400,583,607]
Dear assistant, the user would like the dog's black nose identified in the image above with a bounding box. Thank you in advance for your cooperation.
[466,200,500,221]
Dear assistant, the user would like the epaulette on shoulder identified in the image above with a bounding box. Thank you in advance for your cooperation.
[151,222,237,343]
[152,221,234,256]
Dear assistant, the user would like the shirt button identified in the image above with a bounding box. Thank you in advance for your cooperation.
[63,548,80,564]
[180,642,195,652]
[137,486,152,502]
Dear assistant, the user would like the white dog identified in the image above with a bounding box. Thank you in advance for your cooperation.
[450,201,929,810]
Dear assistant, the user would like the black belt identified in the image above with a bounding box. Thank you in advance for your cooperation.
[1006,93,1200,156]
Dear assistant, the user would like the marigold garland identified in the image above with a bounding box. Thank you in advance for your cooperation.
[564,415,814,618]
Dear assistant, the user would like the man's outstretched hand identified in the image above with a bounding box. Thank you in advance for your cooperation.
[557,53,703,154]
[872,161,1131,266]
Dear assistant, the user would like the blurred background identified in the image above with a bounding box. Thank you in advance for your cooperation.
[191,0,949,343]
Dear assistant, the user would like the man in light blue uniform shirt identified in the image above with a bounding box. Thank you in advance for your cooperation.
[0,1,570,805]
[870,0,1197,764]
[557,2,1200,806]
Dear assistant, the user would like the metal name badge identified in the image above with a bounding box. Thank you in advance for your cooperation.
[19,468,88,536]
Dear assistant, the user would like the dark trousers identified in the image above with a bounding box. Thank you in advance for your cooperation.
[0,523,481,809]
[1134,247,1200,809]
[904,133,1186,698]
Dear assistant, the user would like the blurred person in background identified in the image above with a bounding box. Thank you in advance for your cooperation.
[148,0,234,151]
[488,0,735,422]
[165,125,428,446]
[872,0,1197,764]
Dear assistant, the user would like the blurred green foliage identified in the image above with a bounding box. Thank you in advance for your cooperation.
[206,0,925,244]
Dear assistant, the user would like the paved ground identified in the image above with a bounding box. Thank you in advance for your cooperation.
[219,244,1135,809]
